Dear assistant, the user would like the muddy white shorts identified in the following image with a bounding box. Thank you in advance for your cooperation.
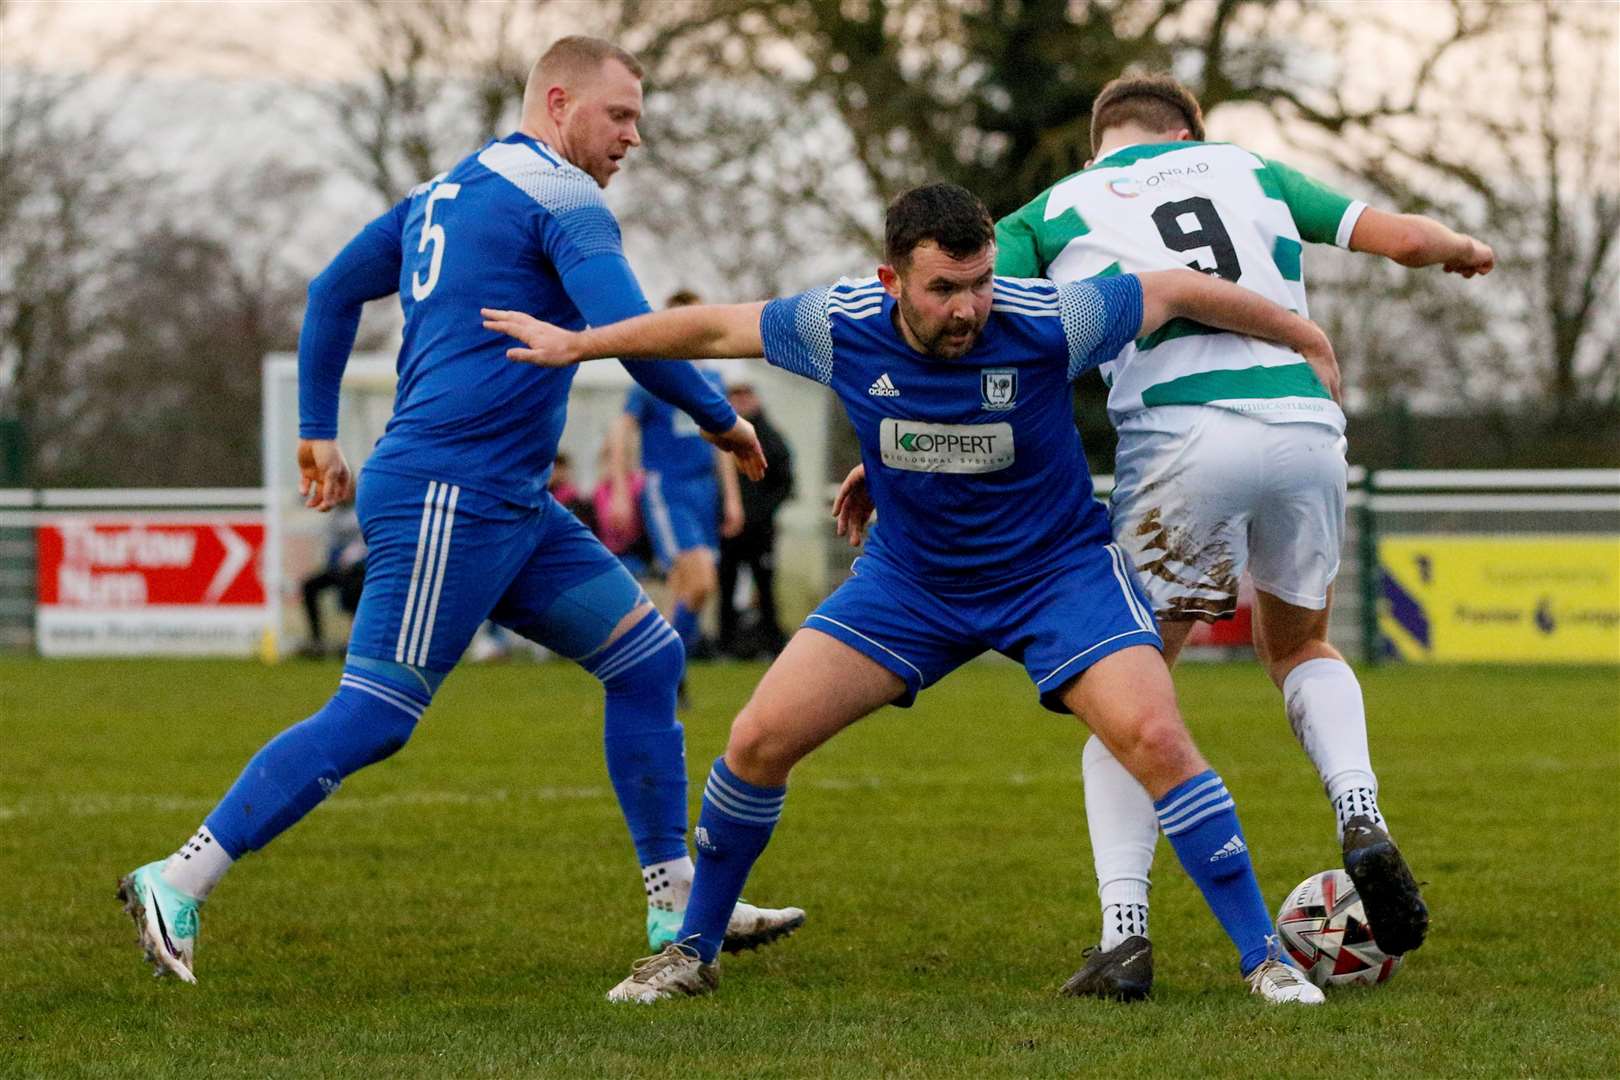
[1109,406,1348,621]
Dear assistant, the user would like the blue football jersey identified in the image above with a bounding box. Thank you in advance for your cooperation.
[627,369,726,479]
[298,132,735,508]
[760,274,1143,585]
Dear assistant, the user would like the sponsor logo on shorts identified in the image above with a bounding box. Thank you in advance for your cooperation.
[879,419,1014,474]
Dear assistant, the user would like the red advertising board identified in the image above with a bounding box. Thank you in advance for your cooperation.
[35,517,268,655]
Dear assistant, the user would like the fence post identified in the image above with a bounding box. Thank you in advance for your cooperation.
[1358,468,1380,665]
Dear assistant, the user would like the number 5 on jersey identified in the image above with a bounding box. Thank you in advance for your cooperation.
[412,183,462,301]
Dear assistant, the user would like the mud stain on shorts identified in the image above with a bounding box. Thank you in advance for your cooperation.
[1131,506,1240,623]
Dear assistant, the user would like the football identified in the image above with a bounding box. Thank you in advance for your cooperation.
[1276,869,1404,988]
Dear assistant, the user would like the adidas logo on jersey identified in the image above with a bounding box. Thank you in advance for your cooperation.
[867,373,900,397]
[1209,835,1248,862]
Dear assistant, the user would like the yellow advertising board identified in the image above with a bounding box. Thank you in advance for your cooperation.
[1379,536,1620,663]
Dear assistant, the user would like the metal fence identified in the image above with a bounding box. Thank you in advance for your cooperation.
[3,470,1617,660]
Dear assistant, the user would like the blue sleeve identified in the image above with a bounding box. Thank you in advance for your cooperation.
[623,385,653,422]
[298,201,407,438]
[1057,274,1144,381]
[759,286,835,385]
[545,214,738,434]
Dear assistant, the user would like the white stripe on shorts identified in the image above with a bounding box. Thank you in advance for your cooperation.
[804,613,924,682]
[411,483,460,666]
[395,481,440,663]
[1107,543,1155,632]
[1035,628,1159,690]
[643,471,680,561]
[399,481,454,666]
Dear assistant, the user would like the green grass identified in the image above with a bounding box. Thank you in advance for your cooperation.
[2,658,1617,1078]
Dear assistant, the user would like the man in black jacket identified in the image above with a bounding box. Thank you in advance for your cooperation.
[718,380,794,657]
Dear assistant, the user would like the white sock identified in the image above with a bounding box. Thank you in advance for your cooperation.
[1083,735,1157,949]
[1283,657,1384,841]
[160,825,232,901]
[642,855,695,913]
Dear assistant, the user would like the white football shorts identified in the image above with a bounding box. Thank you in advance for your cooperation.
[1109,406,1348,621]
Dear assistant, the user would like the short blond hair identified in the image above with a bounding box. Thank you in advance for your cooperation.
[524,36,643,108]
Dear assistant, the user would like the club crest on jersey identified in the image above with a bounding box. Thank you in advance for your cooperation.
[981,368,1017,411]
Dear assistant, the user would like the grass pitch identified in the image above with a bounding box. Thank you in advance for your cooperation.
[2,657,1616,1078]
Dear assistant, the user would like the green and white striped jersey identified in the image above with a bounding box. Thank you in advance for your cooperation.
[996,141,1363,434]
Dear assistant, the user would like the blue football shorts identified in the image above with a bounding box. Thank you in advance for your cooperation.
[346,467,646,672]
[641,469,720,569]
[805,542,1162,712]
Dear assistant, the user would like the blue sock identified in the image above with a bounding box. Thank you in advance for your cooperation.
[672,603,700,656]
[204,667,430,857]
[583,610,690,866]
[680,758,786,962]
[1155,770,1274,974]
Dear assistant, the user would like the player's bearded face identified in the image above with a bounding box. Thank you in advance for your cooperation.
[561,60,644,188]
[889,242,996,359]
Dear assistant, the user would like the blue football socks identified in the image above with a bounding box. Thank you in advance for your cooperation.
[204,666,430,857]
[1155,770,1275,974]
[584,609,691,866]
[671,603,700,656]
[680,758,786,962]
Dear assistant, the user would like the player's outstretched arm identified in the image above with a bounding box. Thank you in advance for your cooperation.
[483,303,770,366]
[1137,269,1341,400]
[1350,208,1495,277]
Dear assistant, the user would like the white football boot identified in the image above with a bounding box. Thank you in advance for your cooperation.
[1246,955,1326,1005]
[607,941,719,1003]
[647,900,806,953]
[719,900,806,953]
[118,861,201,983]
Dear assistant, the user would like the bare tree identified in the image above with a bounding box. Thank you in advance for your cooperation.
[304,0,585,206]
[1302,0,1617,435]
[261,1,1619,437]
[0,3,161,483]
[0,3,324,485]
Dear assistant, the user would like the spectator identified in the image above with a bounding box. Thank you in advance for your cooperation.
[592,443,652,579]
[549,451,594,530]
[603,289,743,663]
[300,505,365,657]
[718,378,794,657]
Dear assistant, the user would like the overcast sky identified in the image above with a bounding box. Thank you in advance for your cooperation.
[6,0,1614,302]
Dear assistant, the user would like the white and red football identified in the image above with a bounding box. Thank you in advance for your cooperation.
[1276,869,1404,988]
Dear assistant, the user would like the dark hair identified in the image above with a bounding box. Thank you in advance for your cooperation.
[1090,73,1205,154]
[665,289,702,308]
[883,182,994,267]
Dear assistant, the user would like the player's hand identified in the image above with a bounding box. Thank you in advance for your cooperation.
[831,463,874,548]
[722,496,745,539]
[1297,323,1342,404]
[481,308,581,366]
[297,439,355,512]
[1443,237,1495,279]
[704,417,767,482]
